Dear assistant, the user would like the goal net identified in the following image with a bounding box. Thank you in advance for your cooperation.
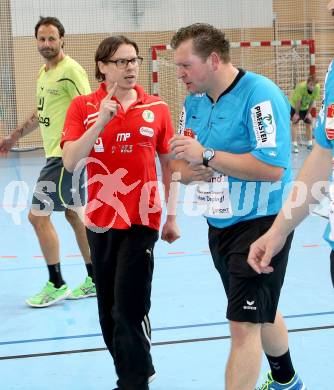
[151,40,316,143]
[0,0,333,151]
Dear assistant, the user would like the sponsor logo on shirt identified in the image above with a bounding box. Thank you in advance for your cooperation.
[139,127,154,137]
[178,106,186,135]
[94,137,104,152]
[325,103,334,140]
[251,101,277,148]
[116,133,131,142]
[142,110,155,123]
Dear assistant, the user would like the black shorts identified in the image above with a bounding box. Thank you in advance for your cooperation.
[290,107,312,124]
[31,157,85,213]
[208,215,294,324]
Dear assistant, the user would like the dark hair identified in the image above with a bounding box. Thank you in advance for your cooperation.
[171,23,230,62]
[95,35,139,81]
[34,16,65,39]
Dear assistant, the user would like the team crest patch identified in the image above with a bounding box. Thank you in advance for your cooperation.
[142,110,155,123]
[325,103,334,140]
[139,126,154,137]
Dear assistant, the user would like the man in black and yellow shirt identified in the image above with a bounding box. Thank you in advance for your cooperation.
[0,16,95,307]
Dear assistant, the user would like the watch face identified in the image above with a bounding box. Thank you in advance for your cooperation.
[204,149,214,159]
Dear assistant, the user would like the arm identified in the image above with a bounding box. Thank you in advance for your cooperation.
[248,142,332,273]
[62,83,118,172]
[0,111,38,154]
[159,154,181,243]
[169,135,283,181]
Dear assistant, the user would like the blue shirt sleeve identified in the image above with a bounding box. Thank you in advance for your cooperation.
[247,79,291,168]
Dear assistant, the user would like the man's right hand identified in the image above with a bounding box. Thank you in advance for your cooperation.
[292,113,300,124]
[0,135,17,156]
[188,162,214,182]
[96,83,119,130]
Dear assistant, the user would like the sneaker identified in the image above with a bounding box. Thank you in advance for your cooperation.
[256,372,306,390]
[292,146,299,153]
[307,144,312,150]
[26,282,71,308]
[67,276,96,299]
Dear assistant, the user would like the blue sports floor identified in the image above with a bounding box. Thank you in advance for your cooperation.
[0,149,333,389]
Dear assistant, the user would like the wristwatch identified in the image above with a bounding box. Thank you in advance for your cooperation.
[202,148,215,167]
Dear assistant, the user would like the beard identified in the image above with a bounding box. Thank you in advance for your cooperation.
[38,46,60,60]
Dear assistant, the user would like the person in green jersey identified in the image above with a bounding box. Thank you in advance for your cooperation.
[0,16,95,307]
[289,74,320,153]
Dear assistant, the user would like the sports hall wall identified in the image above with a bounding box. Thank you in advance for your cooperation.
[1,0,334,149]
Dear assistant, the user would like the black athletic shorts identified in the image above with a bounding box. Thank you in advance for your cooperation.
[208,215,294,324]
[31,157,85,213]
[290,107,312,124]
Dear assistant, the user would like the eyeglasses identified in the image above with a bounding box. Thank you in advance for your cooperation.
[105,57,143,69]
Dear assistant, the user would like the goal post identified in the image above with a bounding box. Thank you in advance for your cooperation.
[150,39,316,141]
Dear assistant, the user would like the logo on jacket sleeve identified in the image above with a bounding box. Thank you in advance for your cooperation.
[142,110,155,123]
[178,106,186,134]
[251,101,277,148]
[325,103,334,140]
[94,137,104,152]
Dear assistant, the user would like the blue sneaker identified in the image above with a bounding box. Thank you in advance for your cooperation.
[256,372,306,389]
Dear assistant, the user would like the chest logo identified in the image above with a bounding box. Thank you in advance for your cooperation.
[139,127,154,137]
[142,110,155,123]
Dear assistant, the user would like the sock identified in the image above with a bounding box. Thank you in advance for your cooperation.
[266,350,295,384]
[85,263,94,282]
[47,263,65,288]
[292,142,298,147]
[308,140,313,146]
[330,251,334,288]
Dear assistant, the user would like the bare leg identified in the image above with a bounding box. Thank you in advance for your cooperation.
[261,311,289,357]
[225,321,262,390]
[291,122,298,143]
[65,208,91,264]
[305,122,313,147]
[28,209,60,265]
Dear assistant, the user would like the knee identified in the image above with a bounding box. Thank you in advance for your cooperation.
[229,320,261,346]
[65,208,80,225]
[28,210,48,230]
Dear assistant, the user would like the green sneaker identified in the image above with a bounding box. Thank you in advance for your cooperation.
[26,282,71,308]
[67,276,96,299]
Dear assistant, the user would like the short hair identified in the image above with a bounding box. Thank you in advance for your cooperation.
[34,16,65,39]
[307,74,318,84]
[171,23,230,62]
[94,35,139,82]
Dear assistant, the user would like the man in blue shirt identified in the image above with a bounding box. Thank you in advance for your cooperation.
[248,0,334,319]
[170,23,305,390]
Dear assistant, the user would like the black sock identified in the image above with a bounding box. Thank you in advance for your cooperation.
[266,350,295,384]
[47,263,65,288]
[85,263,94,282]
[330,251,334,287]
